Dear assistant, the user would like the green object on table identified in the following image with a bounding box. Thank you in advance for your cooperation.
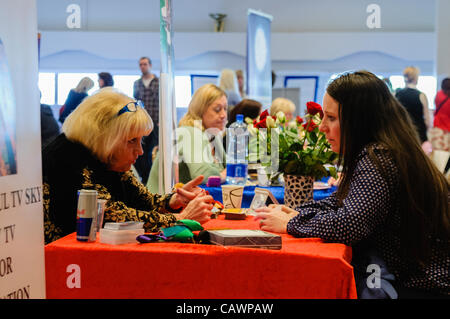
[161,219,204,242]
[178,219,203,231]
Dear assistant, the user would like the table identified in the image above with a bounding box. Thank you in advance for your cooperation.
[201,185,337,208]
[45,216,357,299]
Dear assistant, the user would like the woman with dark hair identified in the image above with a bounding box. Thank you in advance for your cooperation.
[227,98,262,127]
[255,71,449,298]
[98,72,114,88]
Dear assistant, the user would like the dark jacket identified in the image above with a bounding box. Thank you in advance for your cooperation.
[40,104,60,150]
[58,90,88,124]
[287,144,450,297]
[42,134,178,244]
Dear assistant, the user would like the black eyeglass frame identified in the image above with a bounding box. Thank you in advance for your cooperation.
[117,100,144,116]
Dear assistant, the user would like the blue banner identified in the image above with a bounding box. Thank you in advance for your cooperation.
[247,9,273,108]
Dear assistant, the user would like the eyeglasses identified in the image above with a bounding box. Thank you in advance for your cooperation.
[117,100,144,116]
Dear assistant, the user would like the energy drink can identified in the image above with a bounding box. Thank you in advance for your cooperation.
[76,189,98,242]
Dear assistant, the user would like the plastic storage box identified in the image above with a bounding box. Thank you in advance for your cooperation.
[99,228,145,245]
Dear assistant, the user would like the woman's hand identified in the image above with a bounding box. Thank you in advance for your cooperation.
[253,205,299,233]
[169,175,206,209]
[176,194,215,224]
[220,169,227,183]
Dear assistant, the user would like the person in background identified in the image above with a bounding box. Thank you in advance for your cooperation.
[59,77,94,124]
[226,99,263,166]
[235,69,246,99]
[98,72,114,88]
[270,97,296,122]
[227,98,262,126]
[218,68,242,110]
[40,91,60,150]
[395,66,432,154]
[148,84,227,193]
[255,71,449,299]
[133,57,159,184]
[43,89,214,244]
[429,77,450,173]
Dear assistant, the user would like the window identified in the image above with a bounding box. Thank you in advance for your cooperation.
[175,76,192,108]
[113,75,140,98]
[39,72,195,109]
[190,74,218,95]
[57,73,98,105]
[38,72,56,105]
[390,75,437,109]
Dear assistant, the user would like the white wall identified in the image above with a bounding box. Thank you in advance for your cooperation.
[37,0,437,74]
[38,31,435,74]
[37,0,440,107]
[37,0,435,33]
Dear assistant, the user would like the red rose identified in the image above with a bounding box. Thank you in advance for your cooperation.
[254,118,267,129]
[306,101,324,118]
[259,109,269,121]
[302,120,318,132]
[296,116,304,124]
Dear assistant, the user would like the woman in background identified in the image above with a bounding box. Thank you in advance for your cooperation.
[218,69,242,109]
[429,78,450,174]
[256,71,449,298]
[270,97,296,122]
[235,69,246,99]
[148,84,227,193]
[59,77,94,124]
[227,98,262,126]
[395,66,432,153]
[98,72,114,88]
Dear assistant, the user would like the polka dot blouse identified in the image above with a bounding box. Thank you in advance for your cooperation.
[287,144,449,296]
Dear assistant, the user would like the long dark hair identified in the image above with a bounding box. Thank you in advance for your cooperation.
[327,70,449,264]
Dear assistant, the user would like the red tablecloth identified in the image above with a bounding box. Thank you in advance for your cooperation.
[45,216,357,299]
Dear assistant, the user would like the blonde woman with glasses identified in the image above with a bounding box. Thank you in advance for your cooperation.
[43,89,214,244]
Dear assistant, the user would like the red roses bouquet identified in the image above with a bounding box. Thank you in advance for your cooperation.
[248,101,337,180]
[278,101,337,179]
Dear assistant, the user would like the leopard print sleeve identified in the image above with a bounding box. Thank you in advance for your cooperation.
[43,182,65,244]
[82,168,177,233]
[104,200,177,233]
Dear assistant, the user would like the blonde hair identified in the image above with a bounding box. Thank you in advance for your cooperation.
[179,84,226,130]
[218,69,239,93]
[74,77,95,93]
[270,97,296,116]
[403,66,420,84]
[62,88,153,165]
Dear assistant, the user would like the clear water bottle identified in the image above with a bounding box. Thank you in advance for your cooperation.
[226,114,248,185]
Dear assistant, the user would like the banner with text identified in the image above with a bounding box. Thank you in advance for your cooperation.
[0,0,46,299]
